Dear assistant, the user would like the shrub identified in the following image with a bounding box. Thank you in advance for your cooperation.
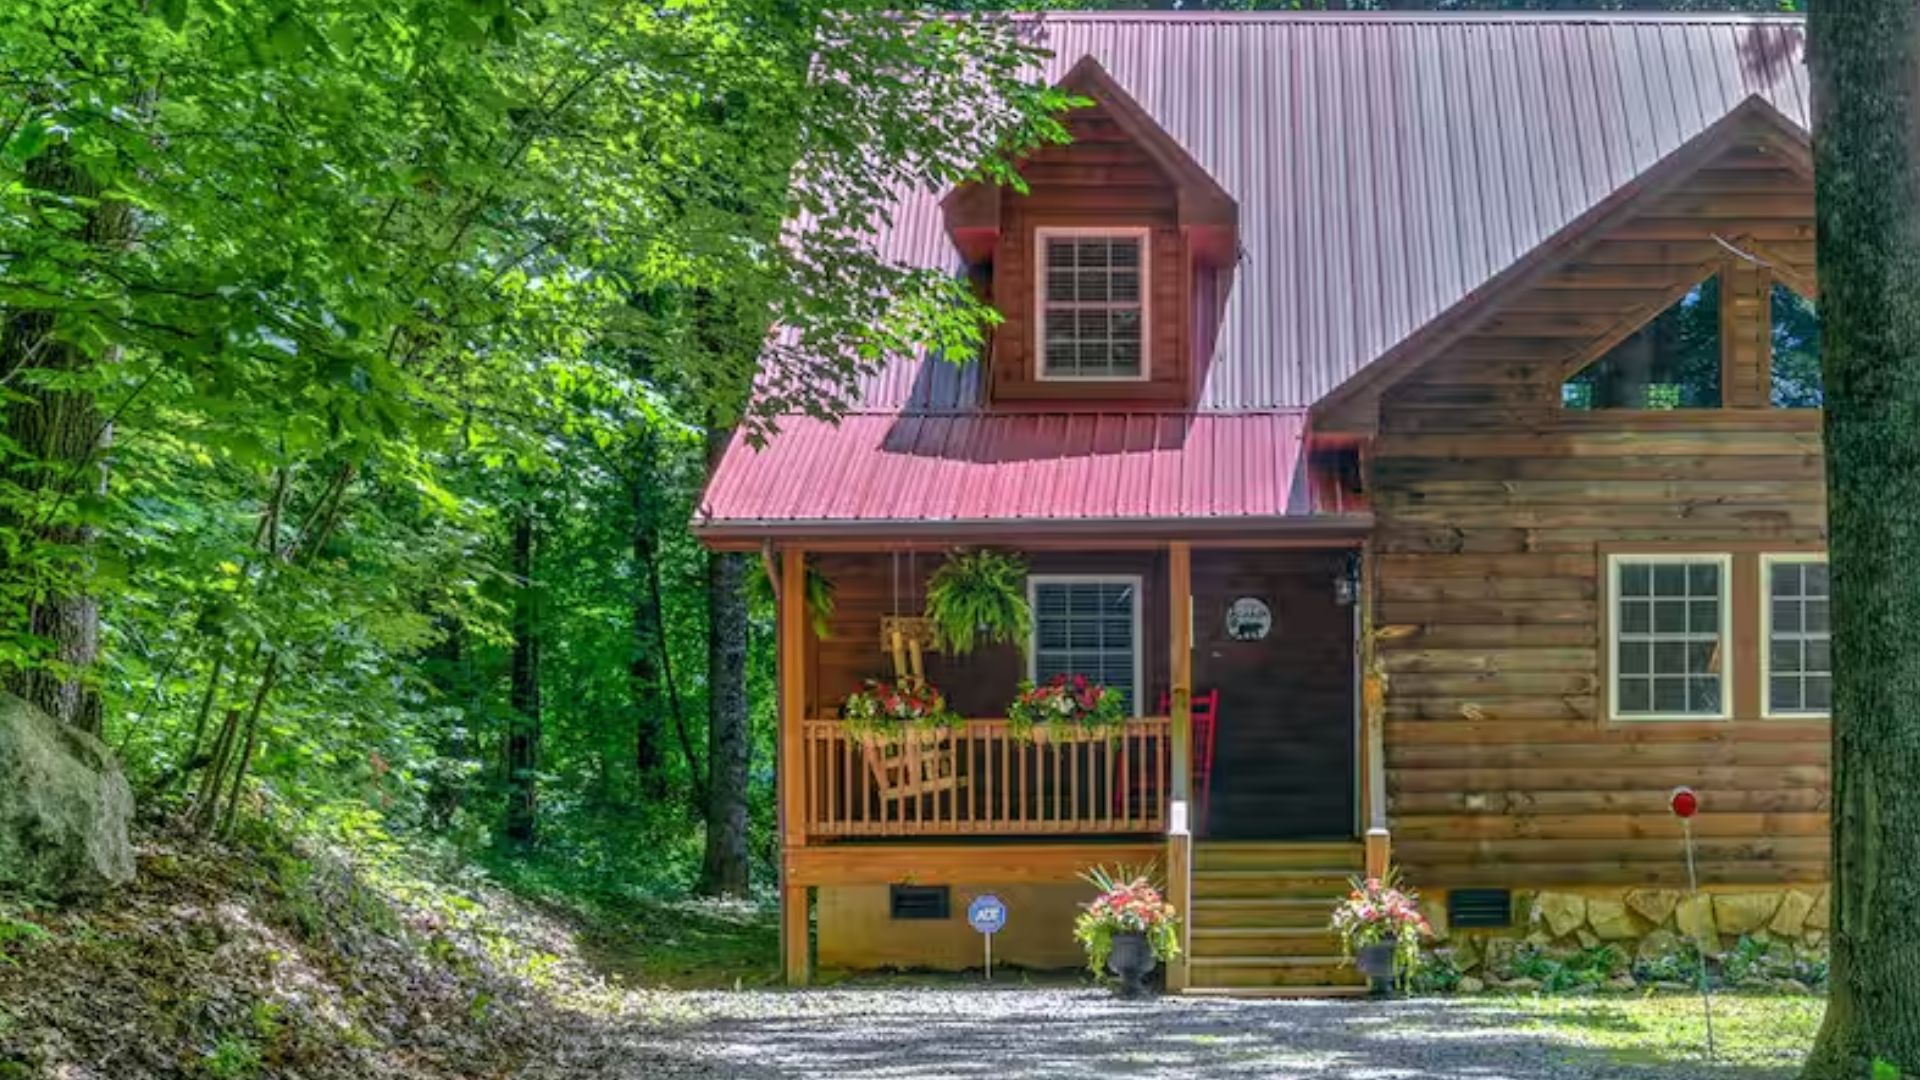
[1500,943,1624,992]
[1633,945,1704,986]
[1721,935,1772,984]
[202,1036,263,1079]
[1409,948,1463,994]
[0,914,50,967]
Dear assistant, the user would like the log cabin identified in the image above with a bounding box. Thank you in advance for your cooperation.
[696,11,1827,994]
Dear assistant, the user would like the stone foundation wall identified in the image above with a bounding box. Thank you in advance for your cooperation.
[1422,885,1830,993]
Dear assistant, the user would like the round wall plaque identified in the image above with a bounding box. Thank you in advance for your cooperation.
[1225,597,1273,642]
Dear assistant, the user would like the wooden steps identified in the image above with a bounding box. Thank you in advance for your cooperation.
[1182,841,1365,997]
[1190,898,1338,929]
[1192,868,1355,897]
[1190,927,1341,956]
[1190,953,1359,991]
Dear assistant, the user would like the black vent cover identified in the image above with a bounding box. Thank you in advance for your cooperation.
[1448,888,1514,929]
[889,885,951,920]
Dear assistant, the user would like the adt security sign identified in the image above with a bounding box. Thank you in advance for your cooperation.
[967,894,1007,933]
[968,894,1007,979]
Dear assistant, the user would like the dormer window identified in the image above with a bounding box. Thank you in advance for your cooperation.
[1036,229,1149,380]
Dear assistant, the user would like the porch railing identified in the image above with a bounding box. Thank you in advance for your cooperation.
[800,716,1171,838]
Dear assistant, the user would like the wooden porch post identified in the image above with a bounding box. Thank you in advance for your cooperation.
[778,547,811,985]
[1166,541,1193,991]
[1358,540,1391,880]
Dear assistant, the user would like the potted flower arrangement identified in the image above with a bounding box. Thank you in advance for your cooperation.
[1330,869,1432,997]
[1006,673,1128,743]
[840,677,957,745]
[1073,864,1181,999]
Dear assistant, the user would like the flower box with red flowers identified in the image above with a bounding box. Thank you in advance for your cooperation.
[840,677,958,745]
[1005,674,1128,743]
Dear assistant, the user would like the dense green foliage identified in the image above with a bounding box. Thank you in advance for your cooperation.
[0,0,1074,896]
[1772,284,1823,408]
[1562,278,1725,410]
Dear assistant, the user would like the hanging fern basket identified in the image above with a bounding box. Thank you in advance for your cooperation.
[924,550,1031,656]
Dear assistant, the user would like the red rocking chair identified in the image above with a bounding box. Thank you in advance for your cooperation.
[1115,689,1221,832]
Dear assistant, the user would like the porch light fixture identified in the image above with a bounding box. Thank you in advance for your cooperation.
[1334,551,1362,607]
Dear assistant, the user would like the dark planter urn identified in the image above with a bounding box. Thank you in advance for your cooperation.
[1107,932,1158,998]
[1356,942,1398,998]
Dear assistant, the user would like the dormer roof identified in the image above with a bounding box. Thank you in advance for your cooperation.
[941,55,1238,265]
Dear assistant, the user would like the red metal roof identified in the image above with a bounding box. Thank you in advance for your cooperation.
[703,13,1811,534]
[700,412,1320,535]
[844,12,1810,413]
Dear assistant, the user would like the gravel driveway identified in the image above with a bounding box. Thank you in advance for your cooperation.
[642,988,1795,1079]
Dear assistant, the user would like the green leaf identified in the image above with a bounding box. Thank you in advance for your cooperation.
[7,118,50,162]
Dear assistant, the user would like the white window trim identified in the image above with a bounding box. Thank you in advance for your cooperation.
[1760,552,1832,720]
[1606,552,1734,723]
[1027,574,1145,719]
[1033,226,1152,383]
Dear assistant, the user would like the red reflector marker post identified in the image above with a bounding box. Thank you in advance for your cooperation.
[1672,786,1715,1061]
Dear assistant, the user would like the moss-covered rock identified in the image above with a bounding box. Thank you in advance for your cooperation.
[1806,887,1830,931]
[1626,888,1681,927]
[1451,935,1482,972]
[1482,936,1526,978]
[1712,892,1782,937]
[1586,897,1639,941]
[1770,890,1816,938]
[1636,927,1683,963]
[0,693,133,897]
[1675,894,1717,948]
[1532,892,1586,939]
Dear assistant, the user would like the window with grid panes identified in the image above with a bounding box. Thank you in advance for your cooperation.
[1029,578,1139,714]
[1038,233,1146,379]
[1610,556,1730,719]
[1765,556,1831,716]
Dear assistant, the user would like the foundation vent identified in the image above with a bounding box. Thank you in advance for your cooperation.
[1448,888,1514,929]
[889,885,951,920]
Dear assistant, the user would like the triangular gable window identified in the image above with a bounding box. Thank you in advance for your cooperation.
[1563,277,1722,410]
[1771,283,1823,408]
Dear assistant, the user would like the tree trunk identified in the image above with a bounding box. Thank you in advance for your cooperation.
[1802,4,1920,1075]
[630,435,667,790]
[0,149,130,737]
[504,509,542,847]
[699,427,752,897]
[423,616,472,830]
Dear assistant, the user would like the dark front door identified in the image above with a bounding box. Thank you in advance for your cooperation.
[1192,549,1357,840]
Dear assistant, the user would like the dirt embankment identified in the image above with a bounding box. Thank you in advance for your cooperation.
[0,829,718,1080]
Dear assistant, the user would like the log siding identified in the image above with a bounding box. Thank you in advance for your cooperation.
[1371,134,1830,890]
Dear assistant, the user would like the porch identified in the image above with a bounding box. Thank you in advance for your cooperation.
[770,540,1392,988]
